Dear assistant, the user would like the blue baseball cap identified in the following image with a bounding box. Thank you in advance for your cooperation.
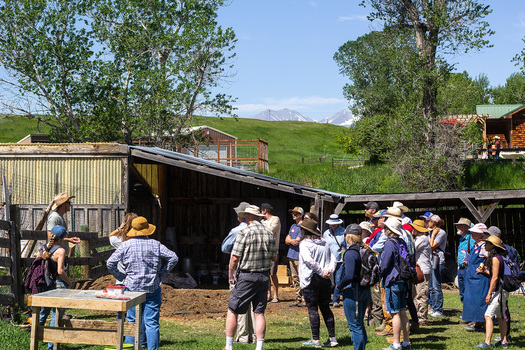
[50,225,69,239]
[419,212,433,220]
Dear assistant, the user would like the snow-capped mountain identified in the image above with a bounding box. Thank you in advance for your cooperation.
[248,108,315,122]
[318,110,356,127]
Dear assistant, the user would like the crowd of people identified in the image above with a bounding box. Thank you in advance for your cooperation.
[220,200,520,350]
[33,193,520,350]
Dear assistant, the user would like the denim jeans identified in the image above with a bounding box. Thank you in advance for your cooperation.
[332,262,344,303]
[126,287,162,350]
[457,267,466,303]
[38,281,67,350]
[429,263,444,314]
[342,287,371,350]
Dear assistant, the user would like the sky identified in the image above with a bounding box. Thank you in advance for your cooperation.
[215,1,525,121]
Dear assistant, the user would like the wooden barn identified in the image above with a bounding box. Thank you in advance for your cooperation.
[477,104,525,148]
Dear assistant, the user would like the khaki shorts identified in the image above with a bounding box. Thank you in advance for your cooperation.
[485,289,509,319]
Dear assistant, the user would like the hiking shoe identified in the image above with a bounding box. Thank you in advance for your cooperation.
[429,311,443,317]
[322,337,339,347]
[376,330,393,337]
[474,342,491,348]
[381,344,401,350]
[375,323,386,332]
[494,341,509,348]
[302,339,321,348]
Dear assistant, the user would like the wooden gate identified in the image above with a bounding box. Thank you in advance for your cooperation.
[0,220,22,306]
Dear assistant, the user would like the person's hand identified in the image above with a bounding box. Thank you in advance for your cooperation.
[323,270,331,279]
[229,275,236,285]
[68,236,81,245]
[485,294,491,304]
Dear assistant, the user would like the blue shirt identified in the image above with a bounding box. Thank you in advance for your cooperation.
[107,236,179,293]
[457,233,476,267]
[323,226,346,262]
[287,223,302,260]
[221,222,248,254]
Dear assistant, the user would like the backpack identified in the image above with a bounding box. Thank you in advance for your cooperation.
[24,245,59,295]
[500,255,522,292]
[388,238,417,282]
[345,245,381,288]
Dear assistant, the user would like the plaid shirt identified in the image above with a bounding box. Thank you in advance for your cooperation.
[231,220,277,272]
[107,236,178,293]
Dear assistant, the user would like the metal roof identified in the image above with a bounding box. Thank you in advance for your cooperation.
[130,146,348,201]
[476,104,525,119]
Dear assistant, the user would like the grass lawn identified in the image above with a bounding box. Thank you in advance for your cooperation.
[3,290,525,349]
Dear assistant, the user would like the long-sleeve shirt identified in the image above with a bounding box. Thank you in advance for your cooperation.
[221,222,248,254]
[380,237,407,287]
[107,236,178,293]
[298,238,336,289]
[337,244,361,290]
[323,226,346,262]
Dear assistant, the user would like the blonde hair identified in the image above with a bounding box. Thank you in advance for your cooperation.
[42,234,61,260]
[110,212,138,242]
[346,234,378,255]
[384,228,398,239]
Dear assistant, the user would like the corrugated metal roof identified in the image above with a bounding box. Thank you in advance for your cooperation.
[130,146,348,200]
[476,104,525,119]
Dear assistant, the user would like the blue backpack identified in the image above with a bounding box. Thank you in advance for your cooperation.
[500,255,522,292]
[388,238,417,282]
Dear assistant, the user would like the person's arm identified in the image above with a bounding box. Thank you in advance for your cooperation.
[380,240,394,278]
[337,250,357,289]
[299,241,323,276]
[55,248,72,288]
[430,228,442,251]
[485,257,500,304]
[107,245,126,282]
[229,255,240,284]
[372,233,387,253]
[159,244,179,275]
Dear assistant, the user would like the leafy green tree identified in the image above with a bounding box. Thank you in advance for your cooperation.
[437,72,491,115]
[491,72,525,104]
[360,0,494,121]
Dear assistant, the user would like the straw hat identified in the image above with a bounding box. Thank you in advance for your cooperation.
[234,202,250,217]
[326,214,343,225]
[483,235,506,251]
[52,192,75,210]
[384,217,403,236]
[392,201,409,213]
[410,220,431,233]
[454,218,472,226]
[238,205,265,217]
[385,207,403,220]
[300,218,321,237]
[359,221,373,234]
[127,216,156,237]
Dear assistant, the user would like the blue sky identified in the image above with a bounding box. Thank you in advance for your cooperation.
[216,1,525,121]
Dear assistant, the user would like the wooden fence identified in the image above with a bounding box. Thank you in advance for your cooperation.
[331,157,364,168]
[0,220,114,306]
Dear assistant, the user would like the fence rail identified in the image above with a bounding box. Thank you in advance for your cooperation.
[331,157,364,168]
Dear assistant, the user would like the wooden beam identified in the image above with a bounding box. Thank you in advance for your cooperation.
[481,201,499,223]
[460,197,483,223]
[334,202,346,215]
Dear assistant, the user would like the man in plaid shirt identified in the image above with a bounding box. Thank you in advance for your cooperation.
[224,205,277,350]
[107,216,178,350]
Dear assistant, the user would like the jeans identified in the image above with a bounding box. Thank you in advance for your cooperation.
[332,262,344,303]
[429,263,444,314]
[457,267,466,303]
[38,281,67,350]
[126,287,162,350]
[342,287,371,350]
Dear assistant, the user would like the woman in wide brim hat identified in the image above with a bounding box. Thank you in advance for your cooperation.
[298,218,338,347]
[474,235,508,348]
[409,219,432,324]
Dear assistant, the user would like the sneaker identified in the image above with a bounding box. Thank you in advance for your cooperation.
[302,339,321,348]
[474,342,491,348]
[322,337,339,347]
[381,344,401,350]
[429,311,443,317]
[402,343,411,350]
[494,341,509,348]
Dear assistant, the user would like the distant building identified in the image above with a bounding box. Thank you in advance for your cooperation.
[476,104,525,148]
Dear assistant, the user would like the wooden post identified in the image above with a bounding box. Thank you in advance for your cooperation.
[79,225,90,280]
[9,221,22,306]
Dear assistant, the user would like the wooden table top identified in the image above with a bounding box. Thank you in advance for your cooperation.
[28,289,146,312]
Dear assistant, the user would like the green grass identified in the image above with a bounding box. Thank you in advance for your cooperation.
[463,161,525,190]
[4,291,525,349]
[0,115,51,143]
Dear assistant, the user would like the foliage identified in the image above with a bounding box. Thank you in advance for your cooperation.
[491,72,525,104]
[437,72,491,115]
[0,0,236,144]
[463,161,525,190]
[359,0,494,119]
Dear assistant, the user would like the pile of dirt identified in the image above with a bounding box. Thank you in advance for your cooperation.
[88,275,299,320]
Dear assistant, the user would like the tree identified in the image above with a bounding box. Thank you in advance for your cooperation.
[437,72,491,115]
[491,72,525,104]
[360,0,494,121]
[0,0,236,144]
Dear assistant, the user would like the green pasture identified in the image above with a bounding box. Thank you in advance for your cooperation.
[3,291,525,349]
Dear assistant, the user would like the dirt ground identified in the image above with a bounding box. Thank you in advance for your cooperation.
[88,274,299,320]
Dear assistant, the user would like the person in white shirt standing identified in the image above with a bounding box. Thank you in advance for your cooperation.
[261,203,281,303]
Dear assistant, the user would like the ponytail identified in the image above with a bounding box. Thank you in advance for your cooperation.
[42,234,60,260]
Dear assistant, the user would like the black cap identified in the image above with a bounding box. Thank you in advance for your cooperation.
[260,203,273,210]
[345,223,362,236]
[364,201,379,210]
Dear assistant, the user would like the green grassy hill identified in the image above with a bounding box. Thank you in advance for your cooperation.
[0,115,51,143]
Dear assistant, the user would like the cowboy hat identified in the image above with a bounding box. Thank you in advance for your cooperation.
[234,202,250,217]
[454,217,472,226]
[384,217,403,236]
[127,216,156,237]
[326,214,343,225]
[299,218,321,237]
[410,220,431,233]
[483,235,506,251]
[52,192,75,210]
[238,205,265,217]
[392,201,409,213]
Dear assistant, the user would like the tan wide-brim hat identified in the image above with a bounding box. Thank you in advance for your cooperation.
[127,216,156,237]
[384,217,403,236]
[52,192,76,210]
[410,219,431,233]
[483,235,506,251]
[238,205,265,217]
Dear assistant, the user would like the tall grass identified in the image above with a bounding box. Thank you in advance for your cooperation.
[463,161,525,190]
[0,116,51,143]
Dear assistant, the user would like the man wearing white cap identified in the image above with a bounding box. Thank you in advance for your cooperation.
[323,213,346,307]
[454,217,474,305]
[225,205,277,350]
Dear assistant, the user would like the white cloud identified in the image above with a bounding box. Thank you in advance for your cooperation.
[339,15,368,22]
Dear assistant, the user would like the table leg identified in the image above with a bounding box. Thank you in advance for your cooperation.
[30,306,40,350]
[116,311,125,350]
[135,304,142,350]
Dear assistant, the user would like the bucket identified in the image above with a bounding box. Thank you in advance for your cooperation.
[104,345,134,350]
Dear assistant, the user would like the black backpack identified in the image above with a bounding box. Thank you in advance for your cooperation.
[346,245,381,288]
[388,238,417,282]
[500,254,522,292]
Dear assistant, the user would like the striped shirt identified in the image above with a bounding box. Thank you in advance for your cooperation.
[231,220,277,272]
[107,236,178,293]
